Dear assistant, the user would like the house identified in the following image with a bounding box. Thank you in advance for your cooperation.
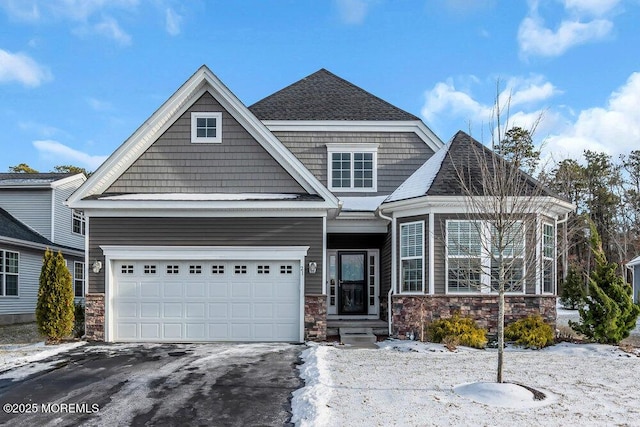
[67,66,573,343]
[627,256,640,304]
[0,173,86,324]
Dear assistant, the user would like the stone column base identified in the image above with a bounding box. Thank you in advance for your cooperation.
[304,295,327,341]
[85,293,105,341]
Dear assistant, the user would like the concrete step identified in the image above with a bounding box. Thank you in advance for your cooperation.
[339,327,377,348]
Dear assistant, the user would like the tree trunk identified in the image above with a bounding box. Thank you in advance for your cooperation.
[497,287,505,383]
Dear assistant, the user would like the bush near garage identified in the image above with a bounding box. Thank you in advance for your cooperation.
[426,312,487,349]
[504,315,554,349]
[36,249,74,342]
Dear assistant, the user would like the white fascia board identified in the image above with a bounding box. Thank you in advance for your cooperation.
[67,66,338,209]
[381,196,575,217]
[0,236,84,257]
[100,245,309,260]
[262,120,444,153]
[51,173,86,188]
[82,206,330,218]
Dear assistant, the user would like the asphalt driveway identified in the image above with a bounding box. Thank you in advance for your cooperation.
[0,342,304,426]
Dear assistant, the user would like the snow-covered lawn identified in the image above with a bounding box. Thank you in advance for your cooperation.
[292,341,640,426]
[0,341,86,381]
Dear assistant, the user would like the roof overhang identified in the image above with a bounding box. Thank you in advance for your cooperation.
[262,120,444,153]
[0,236,84,256]
[627,256,640,267]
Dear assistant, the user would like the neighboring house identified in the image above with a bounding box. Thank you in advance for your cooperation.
[67,66,573,343]
[627,256,640,304]
[0,173,86,324]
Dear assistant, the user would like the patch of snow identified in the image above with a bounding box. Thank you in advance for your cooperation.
[339,196,388,212]
[0,341,86,381]
[100,193,299,201]
[385,140,451,202]
[454,381,556,408]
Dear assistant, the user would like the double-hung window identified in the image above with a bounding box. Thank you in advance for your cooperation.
[74,261,85,297]
[327,144,377,191]
[0,250,19,296]
[191,112,222,143]
[400,221,424,292]
[447,221,483,292]
[542,223,555,293]
[446,220,525,293]
[72,209,85,236]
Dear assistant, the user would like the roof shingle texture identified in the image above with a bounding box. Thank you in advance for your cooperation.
[0,208,52,245]
[249,69,420,121]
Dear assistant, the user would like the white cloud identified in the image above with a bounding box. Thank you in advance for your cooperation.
[165,7,182,36]
[33,140,108,170]
[0,49,52,87]
[517,0,618,58]
[545,72,640,161]
[93,16,132,45]
[0,0,40,21]
[335,0,369,25]
[86,97,111,111]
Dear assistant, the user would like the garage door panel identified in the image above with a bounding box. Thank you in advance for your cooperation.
[112,259,300,342]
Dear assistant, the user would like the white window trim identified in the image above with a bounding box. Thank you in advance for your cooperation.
[541,222,555,294]
[0,249,19,297]
[445,220,526,295]
[74,261,85,298]
[191,112,222,143]
[326,143,378,192]
[72,209,86,236]
[399,220,425,294]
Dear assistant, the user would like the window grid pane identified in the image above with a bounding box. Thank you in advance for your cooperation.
[448,258,482,292]
[331,153,351,188]
[400,222,423,292]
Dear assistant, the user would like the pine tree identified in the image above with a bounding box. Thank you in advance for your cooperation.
[559,264,586,309]
[569,224,640,344]
[36,249,75,342]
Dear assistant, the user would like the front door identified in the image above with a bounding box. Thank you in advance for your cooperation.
[338,251,367,314]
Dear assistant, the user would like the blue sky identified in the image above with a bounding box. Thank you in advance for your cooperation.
[1,0,639,173]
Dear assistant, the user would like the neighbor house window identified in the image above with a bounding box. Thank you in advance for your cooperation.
[542,223,555,294]
[191,112,222,143]
[74,261,84,297]
[0,250,19,296]
[326,144,377,191]
[72,210,85,236]
[400,221,424,293]
[446,220,525,294]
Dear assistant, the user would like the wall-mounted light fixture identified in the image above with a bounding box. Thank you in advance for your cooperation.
[92,260,103,274]
[308,261,317,274]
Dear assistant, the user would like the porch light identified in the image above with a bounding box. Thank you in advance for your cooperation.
[308,261,317,274]
[92,260,103,273]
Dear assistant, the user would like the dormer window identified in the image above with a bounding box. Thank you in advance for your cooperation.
[191,112,222,143]
[327,143,378,192]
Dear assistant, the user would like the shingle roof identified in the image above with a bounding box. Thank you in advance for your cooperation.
[249,69,420,121]
[0,207,52,245]
[386,131,561,202]
[0,173,74,186]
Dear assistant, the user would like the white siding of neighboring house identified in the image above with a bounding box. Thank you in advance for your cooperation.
[0,249,42,316]
[52,177,85,250]
[634,265,640,304]
[0,190,52,240]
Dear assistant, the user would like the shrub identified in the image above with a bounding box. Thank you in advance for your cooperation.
[559,264,586,309]
[36,249,74,342]
[426,312,487,349]
[504,315,554,349]
[73,302,85,338]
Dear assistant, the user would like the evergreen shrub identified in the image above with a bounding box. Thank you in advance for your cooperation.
[36,249,74,342]
[426,312,487,349]
[504,315,554,349]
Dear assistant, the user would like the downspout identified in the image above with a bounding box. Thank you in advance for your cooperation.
[556,212,570,281]
[376,207,395,336]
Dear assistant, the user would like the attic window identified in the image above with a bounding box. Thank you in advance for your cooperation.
[327,143,378,192]
[191,112,222,143]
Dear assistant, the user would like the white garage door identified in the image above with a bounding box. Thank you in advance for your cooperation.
[111,260,301,342]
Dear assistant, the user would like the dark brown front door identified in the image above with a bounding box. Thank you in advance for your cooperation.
[338,251,367,314]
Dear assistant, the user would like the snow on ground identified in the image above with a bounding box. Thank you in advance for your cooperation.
[292,339,640,427]
[0,341,86,381]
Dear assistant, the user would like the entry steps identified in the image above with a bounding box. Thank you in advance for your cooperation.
[339,327,377,348]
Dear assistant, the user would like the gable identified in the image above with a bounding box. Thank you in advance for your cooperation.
[107,92,306,194]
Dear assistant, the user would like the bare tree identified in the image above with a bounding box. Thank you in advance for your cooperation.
[449,96,567,383]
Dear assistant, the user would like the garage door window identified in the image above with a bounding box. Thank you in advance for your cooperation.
[211,265,225,274]
[235,265,247,274]
[122,265,134,274]
[189,265,202,274]
[281,265,293,274]
[167,265,179,274]
[257,265,270,274]
[144,265,157,274]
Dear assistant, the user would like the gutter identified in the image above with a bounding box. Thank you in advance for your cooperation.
[376,207,395,336]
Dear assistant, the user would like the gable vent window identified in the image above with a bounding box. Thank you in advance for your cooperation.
[191,112,222,143]
[327,143,378,192]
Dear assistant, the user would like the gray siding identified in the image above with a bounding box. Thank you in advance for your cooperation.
[273,131,434,196]
[0,246,41,316]
[52,178,85,250]
[88,217,323,294]
[381,224,391,296]
[107,93,306,194]
[0,189,52,240]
